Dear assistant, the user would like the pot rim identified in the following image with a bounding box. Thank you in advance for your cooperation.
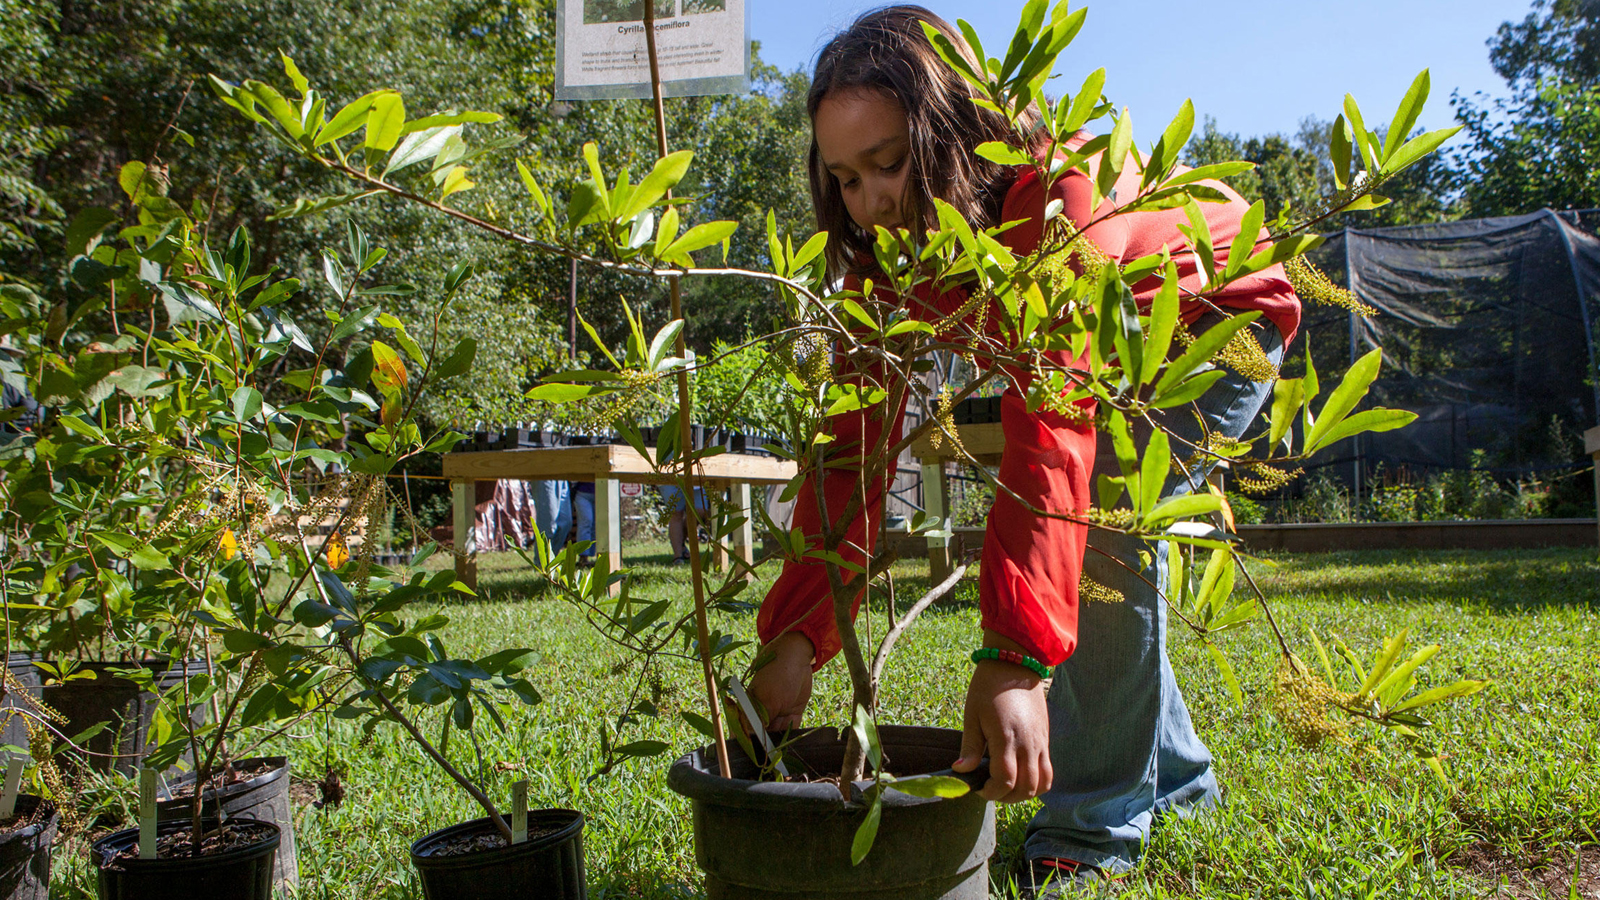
[409,809,583,871]
[0,795,59,844]
[156,755,288,804]
[666,724,987,811]
[92,817,280,872]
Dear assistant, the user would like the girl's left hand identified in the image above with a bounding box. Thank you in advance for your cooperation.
[951,630,1053,803]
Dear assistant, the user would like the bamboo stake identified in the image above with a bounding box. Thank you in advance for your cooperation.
[643,0,732,780]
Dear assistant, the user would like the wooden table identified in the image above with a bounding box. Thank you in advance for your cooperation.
[441,445,797,591]
[908,422,1006,583]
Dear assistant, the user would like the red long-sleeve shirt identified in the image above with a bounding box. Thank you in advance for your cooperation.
[755,147,1299,670]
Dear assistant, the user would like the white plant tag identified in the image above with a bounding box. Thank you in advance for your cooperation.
[0,757,23,818]
[511,780,529,844]
[728,678,789,777]
[139,768,158,859]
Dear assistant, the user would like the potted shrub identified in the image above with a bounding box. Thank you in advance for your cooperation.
[209,9,1491,894]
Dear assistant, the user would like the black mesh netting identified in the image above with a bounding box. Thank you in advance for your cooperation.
[1290,209,1600,484]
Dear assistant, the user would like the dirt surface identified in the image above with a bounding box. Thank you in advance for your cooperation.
[0,799,51,834]
[163,758,277,802]
[1455,841,1600,899]
[101,821,275,869]
[420,824,561,858]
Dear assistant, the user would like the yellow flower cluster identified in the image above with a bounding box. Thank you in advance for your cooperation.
[785,333,833,390]
[1284,255,1375,316]
[1078,573,1126,604]
[1270,656,1352,748]
[1234,462,1304,496]
[572,368,664,433]
[1172,320,1279,383]
[927,385,966,457]
[1084,506,1136,529]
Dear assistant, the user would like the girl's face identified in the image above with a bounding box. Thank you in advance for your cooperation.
[814,90,912,234]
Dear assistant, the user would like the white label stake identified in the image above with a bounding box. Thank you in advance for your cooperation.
[728,678,789,777]
[138,768,157,860]
[511,780,528,844]
[0,757,23,818]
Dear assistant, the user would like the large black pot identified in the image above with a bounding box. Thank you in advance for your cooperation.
[410,809,585,900]
[1,655,41,753]
[91,818,279,900]
[0,795,58,900]
[667,726,994,900]
[157,756,297,889]
[40,659,209,775]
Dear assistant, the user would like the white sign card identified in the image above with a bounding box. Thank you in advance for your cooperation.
[555,0,749,101]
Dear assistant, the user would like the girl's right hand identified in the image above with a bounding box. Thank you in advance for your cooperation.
[746,632,815,732]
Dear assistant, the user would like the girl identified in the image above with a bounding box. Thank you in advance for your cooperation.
[748,6,1298,889]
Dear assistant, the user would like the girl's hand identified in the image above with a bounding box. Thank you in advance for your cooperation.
[952,630,1053,803]
[746,632,815,732]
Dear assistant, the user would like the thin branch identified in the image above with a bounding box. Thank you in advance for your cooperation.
[869,563,968,685]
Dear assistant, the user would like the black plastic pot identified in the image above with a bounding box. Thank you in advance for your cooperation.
[156,756,297,889]
[1,654,41,753]
[40,659,210,776]
[91,818,279,900]
[0,795,58,900]
[667,726,994,900]
[410,809,585,900]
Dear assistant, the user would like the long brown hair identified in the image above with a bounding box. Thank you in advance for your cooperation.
[808,5,1046,279]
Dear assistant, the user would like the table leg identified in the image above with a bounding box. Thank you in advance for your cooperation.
[596,477,622,593]
[451,479,478,592]
[732,482,754,579]
[922,462,951,584]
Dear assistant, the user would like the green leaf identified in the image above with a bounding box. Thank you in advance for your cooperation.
[435,337,477,379]
[268,191,381,221]
[1206,642,1244,707]
[888,775,970,798]
[1375,643,1440,707]
[400,111,502,134]
[1330,115,1354,190]
[1196,547,1234,618]
[64,208,119,258]
[617,150,692,222]
[1143,99,1195,189]
[316,91,388,146]
[1146,492,1222,526]
[525,383,611,403]
[1057,68,1106,137]
[1307,407,1416,453]
[365,93,406,152]
[1343,94,1377,171]
[1152,313,1258,396]
[1391,679,1489,713]
[613,740,670,758]
[1385,126,1461,175]
[243,80,305,139]
[1357,630,1410,700]
[974,141,1033,166]
[231,385,263,422]
[386,125,462,175]
[850,792,883,866]
[662,220,738,259]
[1225,201,1266,279]
[1138,429,1169,517]
[1139,263,1179,388]
[1381,70,1429,165]
[1305,348,1383,450]
[1268,377,1305,450]
[647,319,684,371]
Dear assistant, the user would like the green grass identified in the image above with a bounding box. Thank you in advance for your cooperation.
[47,546,1600,898]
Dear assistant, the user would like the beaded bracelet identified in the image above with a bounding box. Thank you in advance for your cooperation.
[971,647,1052,679]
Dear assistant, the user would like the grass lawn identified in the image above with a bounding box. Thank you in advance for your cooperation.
[48,545,1600,898]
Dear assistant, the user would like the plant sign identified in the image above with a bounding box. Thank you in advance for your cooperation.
[554,0,750,101]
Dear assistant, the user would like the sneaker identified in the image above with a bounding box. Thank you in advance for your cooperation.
[1018,857,1110,899]
[669,553,691,566]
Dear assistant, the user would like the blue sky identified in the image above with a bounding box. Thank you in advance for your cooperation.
[749,0,1530,145]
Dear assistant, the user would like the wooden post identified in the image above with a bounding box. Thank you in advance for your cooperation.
[922,461,951,584]
[731,482,754,577]
[452,479,478,592]
[1586,426,1600,550]
[596,477,623,593]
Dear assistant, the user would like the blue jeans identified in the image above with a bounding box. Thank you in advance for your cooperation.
[572,485,596,558]
[532,479,572,553]
[1025,318,1285,872]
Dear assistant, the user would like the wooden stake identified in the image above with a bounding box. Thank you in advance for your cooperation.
[139,768,158,860]
[643,0,732,782]
[0,757,22,818]
[511,780,528,844]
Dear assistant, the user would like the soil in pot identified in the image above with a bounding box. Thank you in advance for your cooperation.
[0,795,59,900]
[667,725,995,900]
[92,817,278,900]
[410,809,586,900]
[156,756,297,888]
[40,659,209,776]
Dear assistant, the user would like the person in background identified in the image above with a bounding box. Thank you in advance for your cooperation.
[571,480,597,566]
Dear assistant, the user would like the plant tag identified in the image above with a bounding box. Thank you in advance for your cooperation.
[728,678,789,777]
[511,780,528,844]
[0,756,22,818]
[139,768,157,860]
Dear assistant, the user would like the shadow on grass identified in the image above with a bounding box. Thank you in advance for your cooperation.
[1252,547,1600,613]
